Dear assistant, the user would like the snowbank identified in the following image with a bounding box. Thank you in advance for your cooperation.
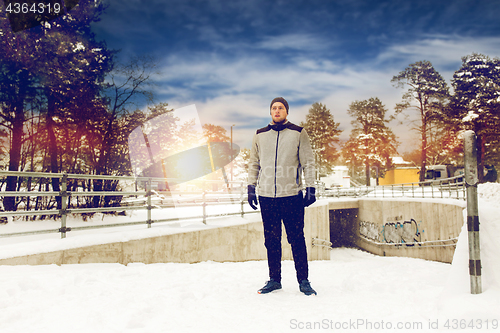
[438,183,500,323]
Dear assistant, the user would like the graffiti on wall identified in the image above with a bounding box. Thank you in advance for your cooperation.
[359,218,423,246]
[359,221,381,242]
[383,219,421,245]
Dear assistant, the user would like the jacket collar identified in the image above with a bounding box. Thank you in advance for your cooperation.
[269,120,289,132]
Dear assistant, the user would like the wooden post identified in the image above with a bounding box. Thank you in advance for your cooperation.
[240,181,244,217]
[464,130,482,294]
[147,178,152,228]
[59,173,69,239]
[202,190,207,224]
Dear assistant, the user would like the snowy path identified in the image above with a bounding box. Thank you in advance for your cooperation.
[0,248,499,333]
[0,249,449,333]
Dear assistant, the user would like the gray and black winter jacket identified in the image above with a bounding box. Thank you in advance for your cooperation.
[248,121,316,198]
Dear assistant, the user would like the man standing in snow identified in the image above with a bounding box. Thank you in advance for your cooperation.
[247,97,317,296]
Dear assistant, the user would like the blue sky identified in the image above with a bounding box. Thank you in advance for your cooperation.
[92,0,500,153]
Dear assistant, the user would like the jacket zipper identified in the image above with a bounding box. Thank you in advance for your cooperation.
[274,130,279,197]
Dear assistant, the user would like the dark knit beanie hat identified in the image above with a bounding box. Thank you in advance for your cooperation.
[270,97,289,113]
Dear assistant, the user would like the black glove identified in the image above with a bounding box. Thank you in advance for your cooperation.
[247,185,258,210]
[303,187,316,207]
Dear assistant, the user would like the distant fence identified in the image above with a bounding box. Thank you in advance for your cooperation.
[324,175,466,200]
[1,170,466,240]
[0,170,251,239]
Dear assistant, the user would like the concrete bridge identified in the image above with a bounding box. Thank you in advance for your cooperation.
[0,197,465,265]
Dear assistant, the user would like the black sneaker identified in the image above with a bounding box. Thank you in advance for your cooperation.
[257,279,282,294]
[299,280,317,296]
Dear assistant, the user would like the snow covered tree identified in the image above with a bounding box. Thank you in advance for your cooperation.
[231,147,250,182]
[201,123,239,185]
[0,0,113,211]
[300,103,341,176]
[449,53,500,181]
[342,97,398,185]
[424,119,464,167]
[392,61,450,182]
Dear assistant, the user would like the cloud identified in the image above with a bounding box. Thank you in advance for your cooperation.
[149,32,500,153]
[376,34,500,79]
[152,49,401,150]
[88,0,500,158]
[256,33,335,52]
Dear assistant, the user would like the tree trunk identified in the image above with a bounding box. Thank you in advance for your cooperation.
[47,93,61,209]
[419,119,427,183]
[92,116,114,208]
[365,160,370,186]
[476,132,485,184]
[4,82,26,211]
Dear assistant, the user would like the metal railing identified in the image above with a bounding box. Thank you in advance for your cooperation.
[324,175,466,200]
[1,170,466,240]
[0,170,254,239]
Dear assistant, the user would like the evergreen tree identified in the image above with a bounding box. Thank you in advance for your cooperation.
[300,102,341,176]
[41,3,113,209]
[342,97,398,185]
[0,23,40,210]
[0,0,113,210]
[392,60,449,182]
[449,53,500,181]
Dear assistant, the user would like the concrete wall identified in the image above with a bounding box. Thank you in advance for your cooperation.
[0,201,331,266]
[0,198,466,266]
[355,198,465,263]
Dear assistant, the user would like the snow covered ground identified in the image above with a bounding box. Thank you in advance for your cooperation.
[1,184,500,333]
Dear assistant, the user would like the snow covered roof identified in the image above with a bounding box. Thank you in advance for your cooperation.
[391,156,412,165]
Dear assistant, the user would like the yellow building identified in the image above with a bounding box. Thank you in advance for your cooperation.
[379,167,420,185]
[378,157,420,185]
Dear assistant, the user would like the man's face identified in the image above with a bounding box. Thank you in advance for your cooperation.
[271,102,287,124]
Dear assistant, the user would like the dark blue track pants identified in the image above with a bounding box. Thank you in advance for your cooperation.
[259,193,308,283]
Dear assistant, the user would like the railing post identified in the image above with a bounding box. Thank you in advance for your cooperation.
[59,173,69,239]
[464,130,482,295]
[240,181,244,217]
[147,178,152,228]
[463,179,466,200]
[202,190,207,224]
